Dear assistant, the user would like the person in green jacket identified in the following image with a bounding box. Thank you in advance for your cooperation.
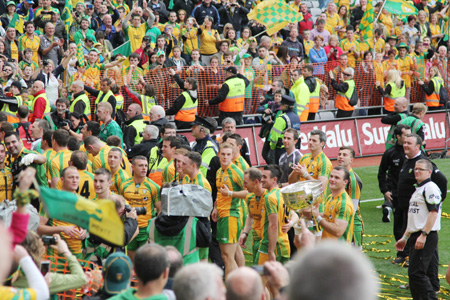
[98,101,123,147]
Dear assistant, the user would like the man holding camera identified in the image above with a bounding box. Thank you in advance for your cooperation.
[39,166,87,258]
[45,98,71,131]
[119,155,161,260]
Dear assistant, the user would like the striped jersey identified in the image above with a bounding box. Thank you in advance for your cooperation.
[43,149,56,180]
[184,171,211,193]
[299,151,332,181]
[92,145,132,176]
[233,155,250,172]
[245,191,266,240]
[49,149,72,179]
[56,170,96,200]
[119,177,160,228]
[162,159,175,184]
[0,167,13,201]
[322,190,355,243]
[111,168,130,194]
[216,164,244,219]
[347,168,363,234]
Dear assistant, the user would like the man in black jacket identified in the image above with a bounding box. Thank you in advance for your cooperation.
[381,97,409,149]
[378,124,411,226]
[218,0,249,34]
[395,133,447,294]
[208,66,249,125]
[127,125,159,159]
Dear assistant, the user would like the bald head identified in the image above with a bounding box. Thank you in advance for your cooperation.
[226,267,264,300]
[394,97,408,113]
[150,105,166,121]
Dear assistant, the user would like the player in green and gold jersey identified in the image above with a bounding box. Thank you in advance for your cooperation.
[108,148,130,194]
[0,143,13,201]
[48,129,72,188]
[119,156,160,260]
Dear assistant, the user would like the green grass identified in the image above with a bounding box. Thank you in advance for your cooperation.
[243,158,450,299]
[357,158,450,299]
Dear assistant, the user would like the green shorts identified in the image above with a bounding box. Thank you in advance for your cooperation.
[277,256,290,264]
[199,247,209,260]
[252,238,261,265]
[217,216,241,244]
[353,230,363,247]
[127,227,148,251]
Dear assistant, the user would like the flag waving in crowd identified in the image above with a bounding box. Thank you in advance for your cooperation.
[359,0,374,40]
[247,0,303,35]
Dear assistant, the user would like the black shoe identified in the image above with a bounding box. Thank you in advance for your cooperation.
[392,256,406,264]
[382,207,392,222]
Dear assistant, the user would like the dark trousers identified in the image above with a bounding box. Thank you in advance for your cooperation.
[394,206,408,258]
[175,120,193,130]
[408,231,439,300]
[336,109,353,118]
[209,219,224,270]
[219,111,243,126]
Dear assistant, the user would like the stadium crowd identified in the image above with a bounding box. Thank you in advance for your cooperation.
[0,0,449,299]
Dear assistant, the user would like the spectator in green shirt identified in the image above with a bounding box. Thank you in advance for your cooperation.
[97,101,123,147]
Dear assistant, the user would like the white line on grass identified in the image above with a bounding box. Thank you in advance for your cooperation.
[361,190,450,203]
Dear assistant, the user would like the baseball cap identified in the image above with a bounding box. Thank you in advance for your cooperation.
[281,95,296,105]
[25,0,35,4]
[242,53,252,59]
[85,34,97,43]
[224,66,237,75]
[103,253,132,296]
[6,1,15,6]
[191,116,217,132]
[156,50,165,57]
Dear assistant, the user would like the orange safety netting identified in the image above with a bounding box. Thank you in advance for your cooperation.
[42,254,138,300]
[83,59,450,118]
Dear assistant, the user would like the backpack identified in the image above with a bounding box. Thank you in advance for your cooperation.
[349,88,358,106]
[439,85,449,106]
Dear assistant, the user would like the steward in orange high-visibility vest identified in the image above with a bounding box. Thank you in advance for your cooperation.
[330,67,358,119]
[166,69,198,130]
[421,70,445,111]
[376,69,405,114]
[208,66,249,126]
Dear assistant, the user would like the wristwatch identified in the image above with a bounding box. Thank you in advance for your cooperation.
[421,231,428,236]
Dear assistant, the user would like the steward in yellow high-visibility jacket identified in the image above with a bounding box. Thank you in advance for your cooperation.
[166,70,198,130]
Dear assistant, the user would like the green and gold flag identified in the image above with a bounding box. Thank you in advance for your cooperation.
[384,0,418,16]
[40,187,124,246]
[247,0,303,36]
[61,0,73,41]
[76,42,85,67]
[8,13,26,34]
[359,0,374,40]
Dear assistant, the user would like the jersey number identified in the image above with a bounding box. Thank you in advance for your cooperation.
[78,181,90,198]
[121,158,126,170]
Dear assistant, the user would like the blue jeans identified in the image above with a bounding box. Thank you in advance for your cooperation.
[319,0,329,9]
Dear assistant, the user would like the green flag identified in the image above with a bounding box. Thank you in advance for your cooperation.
[8,13,26,34]
[247,0,303,36]
[61,0,73,41]
[112,40,131,57]
[359,0,374,40]
[40,187,124,246]
[384,0,418,16]
[76,42,85,67]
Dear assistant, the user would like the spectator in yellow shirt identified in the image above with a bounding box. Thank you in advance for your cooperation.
[339,25,359,67]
